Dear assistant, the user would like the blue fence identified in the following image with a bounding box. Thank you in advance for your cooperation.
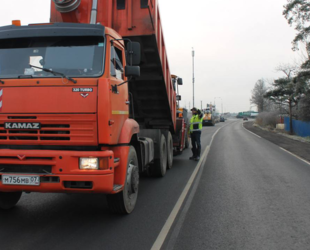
[284,117,310,137]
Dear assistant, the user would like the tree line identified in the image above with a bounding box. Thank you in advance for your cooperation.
[251,0,310,134]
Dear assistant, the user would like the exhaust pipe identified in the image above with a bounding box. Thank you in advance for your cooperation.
[53,0,81,13]
[90,0,98,24]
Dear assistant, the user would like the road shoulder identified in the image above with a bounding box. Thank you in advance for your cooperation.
[243,121,310,162]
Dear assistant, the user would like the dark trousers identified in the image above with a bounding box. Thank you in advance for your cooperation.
[190,131,201,157]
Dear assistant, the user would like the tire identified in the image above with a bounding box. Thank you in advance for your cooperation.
[166,132,173,170]
[0,192,22,209]
[153,134,167,177]
[107,146,139,214]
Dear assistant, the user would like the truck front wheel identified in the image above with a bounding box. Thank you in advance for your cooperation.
[153,134,167,177]
[107,146,139,214]
[0,191,22,209]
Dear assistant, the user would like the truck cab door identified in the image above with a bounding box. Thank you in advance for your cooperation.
[109,43,129,143]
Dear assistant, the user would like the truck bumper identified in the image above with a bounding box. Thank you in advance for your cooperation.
[0,149,119,194]
[203,120,212,126]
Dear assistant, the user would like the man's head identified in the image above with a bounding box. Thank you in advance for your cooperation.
[191,107,197,114]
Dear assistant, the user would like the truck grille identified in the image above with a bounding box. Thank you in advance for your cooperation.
[0,114,97,145]
[0,124,70,141]
[0,164,52,174]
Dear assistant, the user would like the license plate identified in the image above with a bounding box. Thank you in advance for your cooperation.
[2,175,40,186]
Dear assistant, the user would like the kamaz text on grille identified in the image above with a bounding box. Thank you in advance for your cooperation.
[4,123,41,129]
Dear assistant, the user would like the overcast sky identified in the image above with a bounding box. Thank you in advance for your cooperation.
[0,0,300,112]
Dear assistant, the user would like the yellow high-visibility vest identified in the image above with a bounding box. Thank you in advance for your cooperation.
[190,115,203,133]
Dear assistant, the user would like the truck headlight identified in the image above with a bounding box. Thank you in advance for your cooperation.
[79,158,98,170]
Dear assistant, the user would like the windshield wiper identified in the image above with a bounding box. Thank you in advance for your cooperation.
[29,64,77,84]
[0,79,4,84]
[18,75,33,79]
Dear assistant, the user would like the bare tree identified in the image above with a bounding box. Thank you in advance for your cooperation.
[250,79,268,112]
[275,63,299,78]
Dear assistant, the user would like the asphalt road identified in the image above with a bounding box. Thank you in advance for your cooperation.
[2,119,310,250]
[164,119,310,250]
[0,122,225,250]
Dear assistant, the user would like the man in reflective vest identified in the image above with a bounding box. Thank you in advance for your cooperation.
[189,107,203,161]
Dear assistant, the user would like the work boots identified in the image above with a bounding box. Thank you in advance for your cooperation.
[194,148,201,161]
[189,148,196,160]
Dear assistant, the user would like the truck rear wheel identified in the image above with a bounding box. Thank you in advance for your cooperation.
[153,134,167,177]
[166,132,173,170]
[107,146,139,214]
[0,191,22,209]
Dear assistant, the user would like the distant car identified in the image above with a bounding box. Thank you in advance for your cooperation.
[220,116,225,122]
[243,117,248,121]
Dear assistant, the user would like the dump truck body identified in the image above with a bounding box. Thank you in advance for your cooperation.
[51,0,177,132]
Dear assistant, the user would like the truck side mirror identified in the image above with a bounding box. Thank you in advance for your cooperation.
[125,66,140,77]
[176,95,182,101]
[126,42,141,66]
[177,78,183,85]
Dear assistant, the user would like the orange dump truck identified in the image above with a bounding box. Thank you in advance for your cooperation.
[0,0,185,214]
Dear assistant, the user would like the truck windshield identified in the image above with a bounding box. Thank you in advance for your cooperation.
[0,36,105,79]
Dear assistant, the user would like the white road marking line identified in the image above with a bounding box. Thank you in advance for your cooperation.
[279,147,310,166]
[242,122,261,138]
[151,125,225,250]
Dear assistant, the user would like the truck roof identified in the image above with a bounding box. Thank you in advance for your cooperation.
[0,23,105,39]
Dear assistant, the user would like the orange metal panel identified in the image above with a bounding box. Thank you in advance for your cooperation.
[118,119,139,144]
[110,76,129,144]
[107,0,113,28]
[0,149,116,193]
[97,35,130,145]
[50,0,177,131]
[97,78,112,144]
[0,86,97,114]
[0,78,98,87]
[127,0,133,30]
[112,146,130,188]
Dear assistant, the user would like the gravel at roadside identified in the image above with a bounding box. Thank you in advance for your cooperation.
[243,121,310,162]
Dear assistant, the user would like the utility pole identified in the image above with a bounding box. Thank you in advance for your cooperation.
[214,97,222,114]
[201,100,202,110]
[192,47,195,108]
[221,99,224,115]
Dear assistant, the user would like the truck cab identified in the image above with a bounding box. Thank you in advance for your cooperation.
[0,0,184,214]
